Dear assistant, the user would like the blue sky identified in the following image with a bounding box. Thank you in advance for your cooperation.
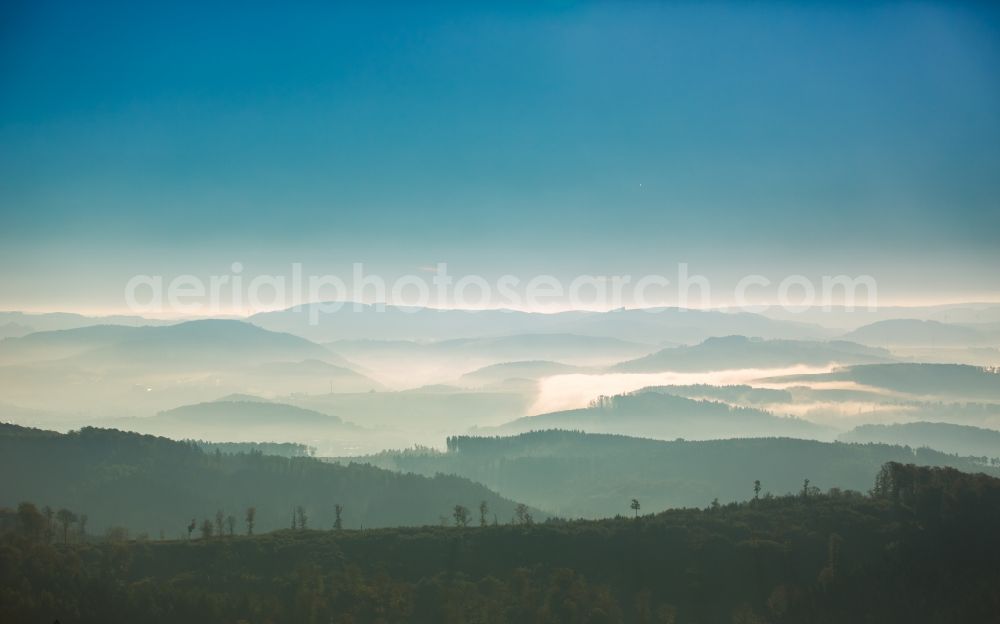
[1,2,999,312]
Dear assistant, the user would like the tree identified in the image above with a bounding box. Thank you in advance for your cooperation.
[56,508,77,543]
[453,504,470,527]
[215,509,225,537]
[479,501,489,527]
[78,513,88,540]
[754,480,761,500]
[802,479,811,498]
[245,507,256,535]
[200,518,214,539]
[226,514,236,537]
[515,503,529,525]
[334,504,343,531]
[16,502,46,541]
[187,518,196,540]
[42,505,54,543]
[630,498,641,518]
[296,505,307,530]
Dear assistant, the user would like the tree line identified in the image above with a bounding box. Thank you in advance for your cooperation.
[3,462,999,623]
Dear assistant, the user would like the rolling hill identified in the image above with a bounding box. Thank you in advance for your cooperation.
[0,320,379,414]
[459,360,588,386]
[612,335,892,373]
[763,363,1000,400]
[843,319,987,347]
[0,319,338,368]
[0,423,538,535]
[839,421,1000,458]
[324,333,657,387]
[485,390,829,441]
[353,429,1000,518]
[157,399,357,428]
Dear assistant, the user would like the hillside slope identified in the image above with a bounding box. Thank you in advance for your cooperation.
[3,463,998,623]
[356,429,999,517]
[0,424,536,535]
[487,390,829,441]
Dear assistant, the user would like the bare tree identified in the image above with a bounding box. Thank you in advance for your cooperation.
[78,513,88,540]
[200,518,214,540]
[215,510,225,537]
[226,514,236,537]
[453,504,470,527]
[296,505,307,530]
[334,504,343,530]
[479,501,489,527]
[245,507,256,535]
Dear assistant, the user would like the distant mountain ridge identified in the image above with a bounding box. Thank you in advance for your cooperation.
[762,363,1000,400]
[839,421,1000,458]
[843,319,987,347]
[0,311,174,333]
[157,399,356,428]
[460,360,589,385]
[612,335,892,373]
[0,320,380,415]
[252,302,830,343]
[0,322,33,339]
[0,319,335,368]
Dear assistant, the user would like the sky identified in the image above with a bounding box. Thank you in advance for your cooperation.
[1,1,999,314]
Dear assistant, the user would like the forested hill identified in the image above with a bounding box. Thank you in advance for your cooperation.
[0,423,536,535]
[354,430,1000,518]
[485,391,829,440]
[2,463,999,623]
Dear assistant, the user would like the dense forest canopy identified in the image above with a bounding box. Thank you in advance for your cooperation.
[351,429,1000,517]
[0,424,536,536]
[2,462,998,623]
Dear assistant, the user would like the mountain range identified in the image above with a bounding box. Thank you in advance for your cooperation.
[612,335,892,373]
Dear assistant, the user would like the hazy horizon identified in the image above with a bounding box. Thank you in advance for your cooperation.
[3,2,1000,314]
